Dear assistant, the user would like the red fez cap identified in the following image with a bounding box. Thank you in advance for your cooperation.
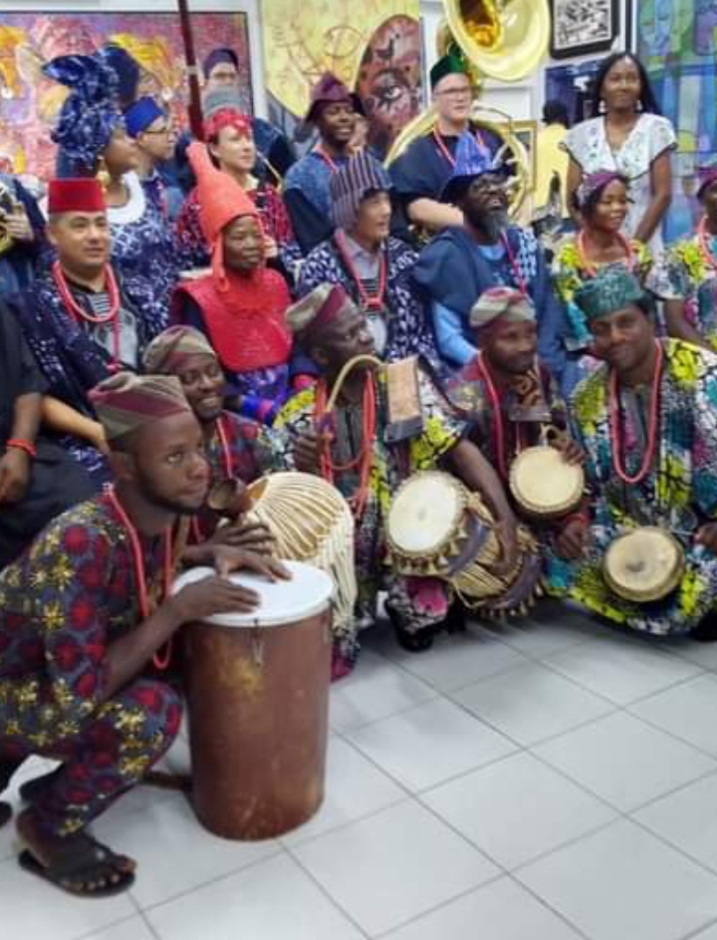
[48,179,106,214]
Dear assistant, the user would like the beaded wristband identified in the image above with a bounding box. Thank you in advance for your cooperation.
[6,438,37,459]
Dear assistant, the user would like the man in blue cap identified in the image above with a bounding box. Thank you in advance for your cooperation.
[124,96,183,220]
[412,133,569,391]
[389,52,502,236]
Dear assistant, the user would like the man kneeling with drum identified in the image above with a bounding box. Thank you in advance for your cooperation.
[275,282,521,666]
[546,267,717,638]
[448,287,585,535]
[0,372,286,896]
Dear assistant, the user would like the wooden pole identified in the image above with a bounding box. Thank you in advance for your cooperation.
[177,0,204,139]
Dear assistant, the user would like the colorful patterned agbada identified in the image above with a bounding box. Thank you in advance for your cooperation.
[649,233,717,351]
[545,339,717,634]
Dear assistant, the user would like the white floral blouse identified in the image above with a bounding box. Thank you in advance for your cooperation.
[562,113,677,252]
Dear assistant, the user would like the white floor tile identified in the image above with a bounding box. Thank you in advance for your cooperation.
[543,636,701,705]
[95,791,280,909]
[146,853,364,939]
[534,711,716,812]
[383,876,583,939]
[330,649,437,733]
[345,697,516,792]
[691,924,717,940]
[516,819,717,940]
[380,626,530,692]
[423,751,617,869]
[479,617,594,660]
[281,737,406,847]
[631,673,717,755]
[635,772,717,873]
[293,799,498,937]
[453,661,614,746]
[78,916,156,940]
[660,636,717,671]
[0,854,135,940]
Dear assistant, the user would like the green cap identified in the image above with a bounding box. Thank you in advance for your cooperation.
[574,267,647,322]
[430,52,468,90]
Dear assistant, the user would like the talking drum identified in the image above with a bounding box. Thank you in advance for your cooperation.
[604,527,685,603]
[175,560,334,840]
[386,471,541,616]
[245,472,357,635]
[509,445,584,520]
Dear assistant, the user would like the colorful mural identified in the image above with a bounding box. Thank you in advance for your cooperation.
[261,0,424,159]
[0,12,251,179]
[637,0,717,240]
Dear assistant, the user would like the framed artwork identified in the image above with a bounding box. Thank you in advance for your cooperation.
[0,11,252,179]
[508,120,537,192]
[549,0,619,60]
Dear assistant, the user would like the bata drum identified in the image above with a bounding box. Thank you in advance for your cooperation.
[509,445,584,520]
[604,527,685,603]
[386,471,541,616]
[175,560,334,840]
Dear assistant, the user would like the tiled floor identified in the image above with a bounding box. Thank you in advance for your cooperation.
[7,601,717,939]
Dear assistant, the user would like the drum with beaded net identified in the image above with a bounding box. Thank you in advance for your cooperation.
[603,527,685,603]
[386,471,542,616]
[175,560,334,840]
[509,445,585,520]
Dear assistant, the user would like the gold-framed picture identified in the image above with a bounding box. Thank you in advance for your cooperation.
[508,120,538,194]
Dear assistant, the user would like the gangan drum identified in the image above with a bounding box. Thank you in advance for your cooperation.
[174,560,334,840]
[603,526,685,603]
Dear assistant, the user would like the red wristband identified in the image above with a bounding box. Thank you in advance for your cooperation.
[6,438,37,459]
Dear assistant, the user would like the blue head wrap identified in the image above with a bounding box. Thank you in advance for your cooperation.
[43,53,123,173]
[125,96,165,138]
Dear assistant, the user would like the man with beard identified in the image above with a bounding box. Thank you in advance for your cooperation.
[546,267,717,639]
[413,133,568,391]
[0,372,287,894]
[283,73,387,255]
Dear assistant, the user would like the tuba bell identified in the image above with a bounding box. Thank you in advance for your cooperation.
[385,0,550,221]
[0,179,18,256]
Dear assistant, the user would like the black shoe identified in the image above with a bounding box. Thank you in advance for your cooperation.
[691,612,717,642]
[387,605,435,653]
[443,601,467,635]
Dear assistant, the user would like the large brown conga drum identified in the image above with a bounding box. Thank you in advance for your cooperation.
[174,561,334,840]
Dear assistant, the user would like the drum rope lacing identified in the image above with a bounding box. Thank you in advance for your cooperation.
[107,486,175,670]
[608,339,663,486]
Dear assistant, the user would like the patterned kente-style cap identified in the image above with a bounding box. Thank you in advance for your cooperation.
[574,267,647,323]
[470,286,535,330]
[142,326,218,374]
[89,372,194,441]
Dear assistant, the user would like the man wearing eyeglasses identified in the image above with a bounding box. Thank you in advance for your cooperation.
[124,97,183,221]
[390,53,502,236]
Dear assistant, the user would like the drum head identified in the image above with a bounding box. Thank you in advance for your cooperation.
[604,527,684,603]
[510,446,584,517]
[172,560,334,627]
[388,471,465,555]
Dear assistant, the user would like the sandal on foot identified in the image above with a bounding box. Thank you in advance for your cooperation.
[18,835,135,898]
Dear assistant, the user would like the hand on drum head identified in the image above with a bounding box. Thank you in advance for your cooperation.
[555,517,590,560]
[487,517,520,579]
[696,523,717,554]
[171,575,262,620]
[293,428,331,475]
[211,545,292,581]
[207,520,275,556]
[549,433,585,466]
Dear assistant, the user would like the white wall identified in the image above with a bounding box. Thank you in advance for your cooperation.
[0,0,269,116]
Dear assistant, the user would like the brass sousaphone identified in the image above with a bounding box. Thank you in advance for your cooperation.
[385,0,551,219]
[0,179,18,256]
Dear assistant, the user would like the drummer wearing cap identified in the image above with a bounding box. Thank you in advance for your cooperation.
[545,266,717,639]
[143,325,280,546]
[275,282,520,666]
[0,372,287,896]
[448,285,584,516]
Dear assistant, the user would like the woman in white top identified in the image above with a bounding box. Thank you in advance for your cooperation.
[563,52,676,252]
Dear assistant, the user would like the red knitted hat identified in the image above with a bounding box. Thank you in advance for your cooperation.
[48,178,106,213]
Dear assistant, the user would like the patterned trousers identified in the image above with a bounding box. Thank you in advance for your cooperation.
[0,678,182,837]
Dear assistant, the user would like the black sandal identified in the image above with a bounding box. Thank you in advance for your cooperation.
[18,834,135,898]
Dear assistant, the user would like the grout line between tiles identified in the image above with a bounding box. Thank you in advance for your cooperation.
[503,873,595,940]
[71,913,143,940]
[680,914,717,940]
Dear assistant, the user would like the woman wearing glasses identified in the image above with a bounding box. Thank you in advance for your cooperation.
[390,52,502,236]
[124,96,184,221]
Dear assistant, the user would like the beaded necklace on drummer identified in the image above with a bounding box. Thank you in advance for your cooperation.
[190,415,233,543]
[476,352,529,480]
[52,260,123,372]
[608,339,663,485]
[314,376,376,520]
[106,485,175,670]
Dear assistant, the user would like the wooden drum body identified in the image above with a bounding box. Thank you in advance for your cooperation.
[604,527,685,603]
[175,561,334,840]
[509,445,584,521]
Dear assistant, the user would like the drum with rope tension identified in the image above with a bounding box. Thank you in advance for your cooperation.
[603,527,685,603]
[386,470,541,617]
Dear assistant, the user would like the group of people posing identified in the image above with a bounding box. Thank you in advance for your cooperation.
[2,43,717,896]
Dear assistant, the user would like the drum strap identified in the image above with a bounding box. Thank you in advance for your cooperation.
[384,357,424,443]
